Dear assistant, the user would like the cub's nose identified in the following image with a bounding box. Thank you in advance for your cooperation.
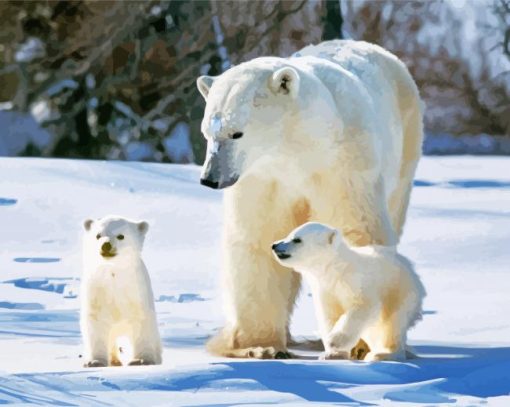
[272,241,291,260]
[101,242,112,253]
[272,242,285,252]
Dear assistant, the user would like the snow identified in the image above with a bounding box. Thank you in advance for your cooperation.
[0,111,52,156]
[15,37,46,63]
[30,101,53,124]
[125,141,155,161]
[164,122,195,164]
[45,80,80,98]
[0,156,509,405]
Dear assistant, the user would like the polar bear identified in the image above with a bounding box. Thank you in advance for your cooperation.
[80,216,162,367]
[197,40,423,358]
[272,222,425,361]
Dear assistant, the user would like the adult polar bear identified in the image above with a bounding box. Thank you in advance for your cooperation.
[197,40,423,359]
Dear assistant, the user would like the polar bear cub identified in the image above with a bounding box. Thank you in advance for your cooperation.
[272,222,425,361]
[80,216,162,367]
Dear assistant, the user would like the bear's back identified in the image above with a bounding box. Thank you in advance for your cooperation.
[292,40,399,75]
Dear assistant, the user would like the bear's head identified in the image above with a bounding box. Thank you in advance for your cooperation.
[197,58,334,189]
[83,216,149,260]
[272,222,342,272]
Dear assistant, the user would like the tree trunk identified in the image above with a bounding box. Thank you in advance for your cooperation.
[321,0,343,41]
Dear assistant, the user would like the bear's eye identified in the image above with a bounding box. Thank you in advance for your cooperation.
[96,234,101,240]
[292,238,302,244]
[230,132,243,139]
[117,234,124,240]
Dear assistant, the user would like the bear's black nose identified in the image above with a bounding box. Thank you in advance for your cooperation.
[101,242,112,252]
[200,178,219,189]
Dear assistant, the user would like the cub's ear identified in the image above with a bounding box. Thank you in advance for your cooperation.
[83,219,94,231]
[197,75,215,99]
[137,221,149,235]
[328,230,339,245]
[270,67,300,98]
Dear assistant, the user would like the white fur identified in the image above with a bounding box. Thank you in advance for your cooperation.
[80,216,162,367]
[198,40,424,358]
[273,222,426,361]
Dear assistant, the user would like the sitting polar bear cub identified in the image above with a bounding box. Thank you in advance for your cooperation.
[272,222,425,361]
[80,216,162,367]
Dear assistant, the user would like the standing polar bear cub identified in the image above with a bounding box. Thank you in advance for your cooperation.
[80,216,162,367]
[273,222,425,361]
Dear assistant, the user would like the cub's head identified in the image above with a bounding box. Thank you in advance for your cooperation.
[272,222,341,271]
[196,58,304,189]
[83,216,149,260]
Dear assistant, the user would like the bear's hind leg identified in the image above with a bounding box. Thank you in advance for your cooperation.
[364,312,407,362]
[388,78,423,239]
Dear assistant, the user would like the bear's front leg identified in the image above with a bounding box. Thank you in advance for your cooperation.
[321,306,373,360]
[129,315,162,366]
[207,181,298,359]
[81,315,110,367]
[207,244,293,359]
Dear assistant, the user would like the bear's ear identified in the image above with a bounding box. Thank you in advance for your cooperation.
[197,75,215,99]
[137,221,149,235]
[83,219,94,231]
[270,67,300,98]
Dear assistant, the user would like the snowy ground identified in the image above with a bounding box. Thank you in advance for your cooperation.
[0,156,509,406]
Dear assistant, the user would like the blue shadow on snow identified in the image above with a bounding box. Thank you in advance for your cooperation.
[4,277,68,294]
[0,301,44,310]
[0,198,17,206]
[414,179,510,189]
[9,345,509,405]
[13,258,61,264]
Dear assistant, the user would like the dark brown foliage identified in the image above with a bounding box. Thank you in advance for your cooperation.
[0,0,331,162]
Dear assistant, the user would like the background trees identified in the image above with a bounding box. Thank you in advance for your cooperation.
[0,0,508,162]
[343,0,510,143]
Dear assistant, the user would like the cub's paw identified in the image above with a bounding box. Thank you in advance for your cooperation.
[84,359,107,368]
[128,358,156,366]
[351,339,370,360]
[320,350,350,360]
